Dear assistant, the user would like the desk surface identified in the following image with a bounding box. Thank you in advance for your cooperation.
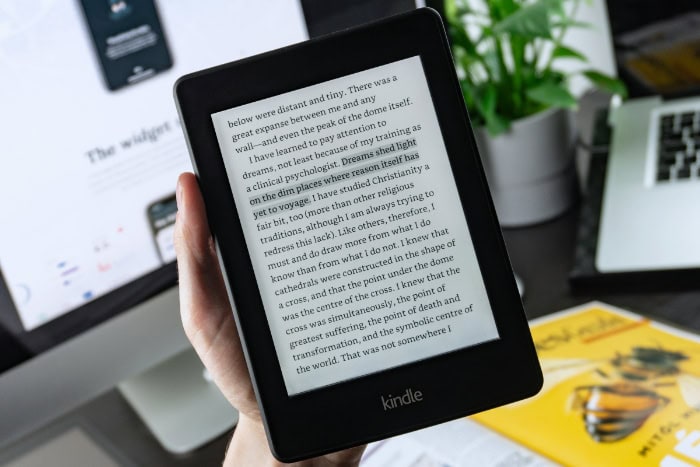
[6,93,700,466]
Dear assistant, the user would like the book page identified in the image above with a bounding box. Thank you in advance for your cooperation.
[212,56,499,395]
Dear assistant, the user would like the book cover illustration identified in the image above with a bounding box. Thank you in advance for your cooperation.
[472,303,700,466]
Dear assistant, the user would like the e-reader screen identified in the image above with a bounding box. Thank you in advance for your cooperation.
[211,56,500,396]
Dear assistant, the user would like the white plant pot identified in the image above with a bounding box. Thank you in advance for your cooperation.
[474,107,579,227]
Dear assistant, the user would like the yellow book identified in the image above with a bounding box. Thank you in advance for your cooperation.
[472,302,700,466]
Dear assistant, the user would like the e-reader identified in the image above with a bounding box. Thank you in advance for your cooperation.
[174,8,542,462]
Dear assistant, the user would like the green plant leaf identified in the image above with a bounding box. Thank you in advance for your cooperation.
[474,84,512,135]
[490,0,520,21]
[448,21,478,56]
[546,0,566,18]
[459,81,476,111]
[445,0,457,22]
[551,45,587,62]
[444,0,472,24]
[485,113,511,136]
[493,0,559,39]
[552,19,592,29]
[483,48,503,81]
[480,84,498,116]
[526,81,578,108]
[458,53,476,75]
[582,70,628,98]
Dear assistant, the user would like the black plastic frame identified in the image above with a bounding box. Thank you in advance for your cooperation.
[175,8,542,462]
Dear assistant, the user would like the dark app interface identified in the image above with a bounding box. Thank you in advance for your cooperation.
[147,195,177,264]
[79,0,172,90]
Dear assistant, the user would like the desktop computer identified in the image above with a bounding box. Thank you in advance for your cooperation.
[0,0,417,454]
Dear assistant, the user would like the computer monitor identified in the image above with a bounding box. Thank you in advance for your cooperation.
[0,0,417,452]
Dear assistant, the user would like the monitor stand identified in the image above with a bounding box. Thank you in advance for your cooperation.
[118,348,238,454]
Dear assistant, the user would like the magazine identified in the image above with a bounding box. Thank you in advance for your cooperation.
[473,302,700,466]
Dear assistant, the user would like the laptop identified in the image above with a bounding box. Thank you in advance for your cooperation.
[596,1,700,273]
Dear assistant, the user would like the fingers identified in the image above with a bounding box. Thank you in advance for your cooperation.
[174,173,363,458]
[174,173,259,417]
[174,172,231,351]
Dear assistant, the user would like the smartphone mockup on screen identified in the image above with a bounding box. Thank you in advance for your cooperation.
[175,8,541,461]
[79,0,172,91]
[147,194,177,264]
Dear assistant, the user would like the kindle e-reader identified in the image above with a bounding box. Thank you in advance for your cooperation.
[174,8,542,462]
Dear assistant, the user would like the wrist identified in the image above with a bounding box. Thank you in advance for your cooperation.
[223,414,365,467]
[224,414,280,467]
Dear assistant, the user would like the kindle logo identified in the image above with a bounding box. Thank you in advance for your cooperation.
[381,388,424,411]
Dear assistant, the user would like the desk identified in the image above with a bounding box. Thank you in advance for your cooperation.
[505,207,700,329]
[5,94,700,466]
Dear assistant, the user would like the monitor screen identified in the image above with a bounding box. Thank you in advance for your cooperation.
[211,56,499,395]
[605,0,700,98]
[0,0,308,366]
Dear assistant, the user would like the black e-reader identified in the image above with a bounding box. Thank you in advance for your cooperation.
[174,8,542,462]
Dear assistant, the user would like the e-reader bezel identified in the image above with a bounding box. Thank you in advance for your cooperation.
[175,8,542,462]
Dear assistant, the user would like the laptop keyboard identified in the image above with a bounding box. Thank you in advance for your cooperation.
[657,110,700,182]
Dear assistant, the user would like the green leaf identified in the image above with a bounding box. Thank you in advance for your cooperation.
[552,19,592,29]
[458,54,475,74]
[582,70,628,98]
[551,45,587,62]
[479,85,498,117]
[459,81,480,115]
[493,0,560,39]
[546,0,566,18]
[448,21,478,56]
[490,0,520,21]
[485,113,511,136]
[526,81,578,108]
[474,84,512,136]
[483,48,503,81]
[445,0,474,25]
[444,0,456,22]
[460,81,486,127]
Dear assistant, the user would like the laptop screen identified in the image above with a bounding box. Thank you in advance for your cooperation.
[605,1,700,99]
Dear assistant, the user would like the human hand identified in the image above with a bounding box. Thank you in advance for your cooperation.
[174,172,366,466]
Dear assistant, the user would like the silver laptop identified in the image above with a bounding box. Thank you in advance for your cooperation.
[596,3,700,272]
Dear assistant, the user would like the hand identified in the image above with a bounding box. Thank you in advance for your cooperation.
[174,172,366,466]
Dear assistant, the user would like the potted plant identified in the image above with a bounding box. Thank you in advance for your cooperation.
[440,0,626,226]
